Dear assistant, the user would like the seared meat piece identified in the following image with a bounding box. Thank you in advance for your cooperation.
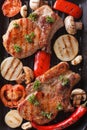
[18,62,81,125]
[2,5,64,59]
[3,18,41,59]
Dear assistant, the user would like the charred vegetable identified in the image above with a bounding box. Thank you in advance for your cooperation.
[53,0,82,19]
[0,84,26,108]
[2,0,22,17]
[34,51,51,77]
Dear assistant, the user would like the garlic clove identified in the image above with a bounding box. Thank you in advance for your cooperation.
[21,122,32,130]
[71,55,82,66]
[20,5,27,18]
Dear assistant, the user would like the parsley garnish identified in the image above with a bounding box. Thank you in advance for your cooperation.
[41,111,52,119]
[28,94,39,106]
[46,16,55,23]
[25,32,35,43]
[59,75,64,81]
[28,13,38,21]
[13,23,19,28]
[62,78,69,86]
[14,44,22,52]
[56,103,63,111]
[59,75,69,86]
[33,80,41,90]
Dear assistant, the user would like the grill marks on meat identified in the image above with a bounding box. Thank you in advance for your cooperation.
[3,18,41,59]
[2,5,64,59]
[18,62,81,125]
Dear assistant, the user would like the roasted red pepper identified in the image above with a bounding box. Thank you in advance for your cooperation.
[53,0,82,19]
[34,51,51,77]
[2,0,22,17]
[32,102,87,130]
[0,84,26,108]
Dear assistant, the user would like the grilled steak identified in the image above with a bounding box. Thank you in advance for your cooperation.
[2,5,64,59]
[18,62,81,125]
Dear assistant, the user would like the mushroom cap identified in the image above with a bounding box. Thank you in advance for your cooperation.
[71,88,86,101]
[64,16,77,35]
[23,66,34,84]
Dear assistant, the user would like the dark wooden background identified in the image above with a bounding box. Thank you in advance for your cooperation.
[0,0,87,130]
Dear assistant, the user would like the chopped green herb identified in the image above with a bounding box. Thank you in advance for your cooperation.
[46,16,55,23]
[56,103,63,111]
[59,75,64,81]
[13,23,19,28]
[62,78,69,86]
[33,80,41,90]
[34,101,39,106]
[28,13,38,21]
[25,32,35,43]
[28,94,39,106]
[59,75,69,86]
[41,111,52,119]
[14,44,22,52]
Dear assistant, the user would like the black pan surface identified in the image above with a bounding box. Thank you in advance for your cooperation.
[0,0,87,130]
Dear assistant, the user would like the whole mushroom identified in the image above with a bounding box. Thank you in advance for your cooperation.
[64,16,82,35]
[16,66,34,84]
[71,88,86,107]
[23,66,34,84]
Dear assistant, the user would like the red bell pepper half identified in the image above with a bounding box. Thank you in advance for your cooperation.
[53,0,82,19]
[34,51,51,77]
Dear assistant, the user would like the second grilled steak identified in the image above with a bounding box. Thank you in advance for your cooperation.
[3,5,64,59]
[18,62,81,125]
